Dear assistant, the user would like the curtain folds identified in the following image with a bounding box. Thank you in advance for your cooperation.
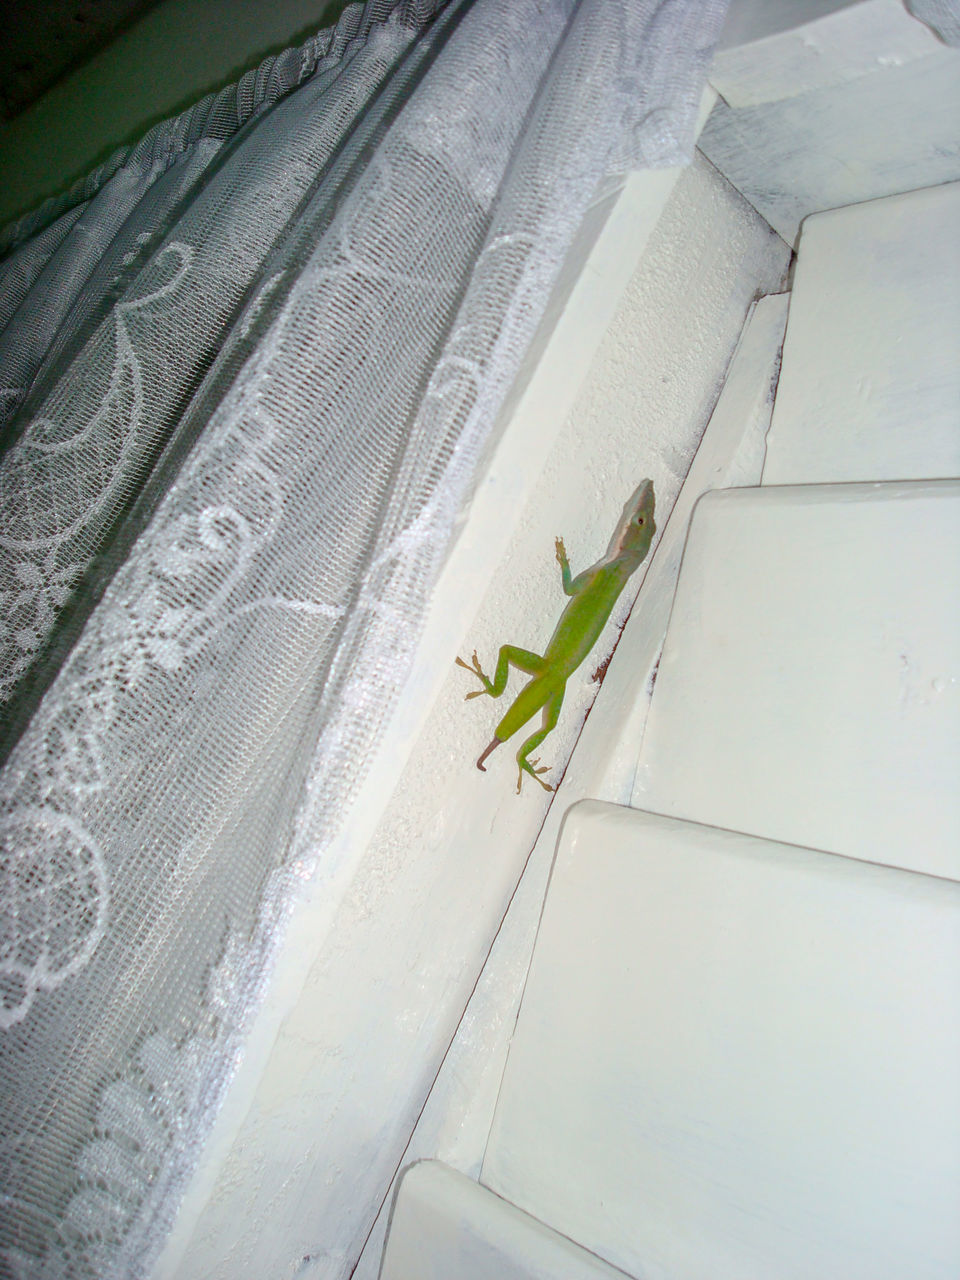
[0,1,725,1275]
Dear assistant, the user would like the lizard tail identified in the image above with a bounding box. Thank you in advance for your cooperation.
[477,737,502,771]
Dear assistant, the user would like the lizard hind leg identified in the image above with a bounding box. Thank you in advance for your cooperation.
[455,650,493,699]
[517,756,553,794]
[515,687,564,795]
[456,644,548,703]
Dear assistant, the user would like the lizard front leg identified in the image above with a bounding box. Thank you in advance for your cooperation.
[556,536,574,595]
[556,536,596,598]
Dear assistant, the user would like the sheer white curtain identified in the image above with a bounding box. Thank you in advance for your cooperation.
[0,1,725,1275]
[906,0,960,42]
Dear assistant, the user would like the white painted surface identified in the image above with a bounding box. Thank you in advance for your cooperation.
[163,156,790,1280]
[712,0,942,107]
[701,28,960,242]
[483,801,960,1280]
[633,481,960,879]
[717,0,858,50]
[380,1161,632,1280]
[354,291,790,1278]
[763,183,960,484]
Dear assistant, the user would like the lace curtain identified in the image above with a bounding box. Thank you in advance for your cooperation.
[0,1,725,1275]
[907,0,960,43]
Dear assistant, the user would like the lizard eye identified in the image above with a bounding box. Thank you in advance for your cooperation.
[636,517,644,525]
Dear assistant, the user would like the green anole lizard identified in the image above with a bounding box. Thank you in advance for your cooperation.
[456,479,656,794]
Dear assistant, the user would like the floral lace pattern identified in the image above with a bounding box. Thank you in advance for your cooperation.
[0,810,108,1029]
[0,319,298,1020]
[0,928,249,1279]
[0,244,194,702]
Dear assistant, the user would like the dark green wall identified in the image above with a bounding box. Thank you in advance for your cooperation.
[0,0,350,229]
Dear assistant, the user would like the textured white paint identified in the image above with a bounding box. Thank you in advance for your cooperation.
[701,26,960,242]
[717,0,858,50]
[380,1161,631,1280]
[712,0,942,107]
[484,802,960,1280]
[167,155,788,1280]
[633,481,960,878]
[763,182,960,484]
[355,289,790,1278]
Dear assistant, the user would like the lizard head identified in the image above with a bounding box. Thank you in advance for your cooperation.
[607,478,656,566]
